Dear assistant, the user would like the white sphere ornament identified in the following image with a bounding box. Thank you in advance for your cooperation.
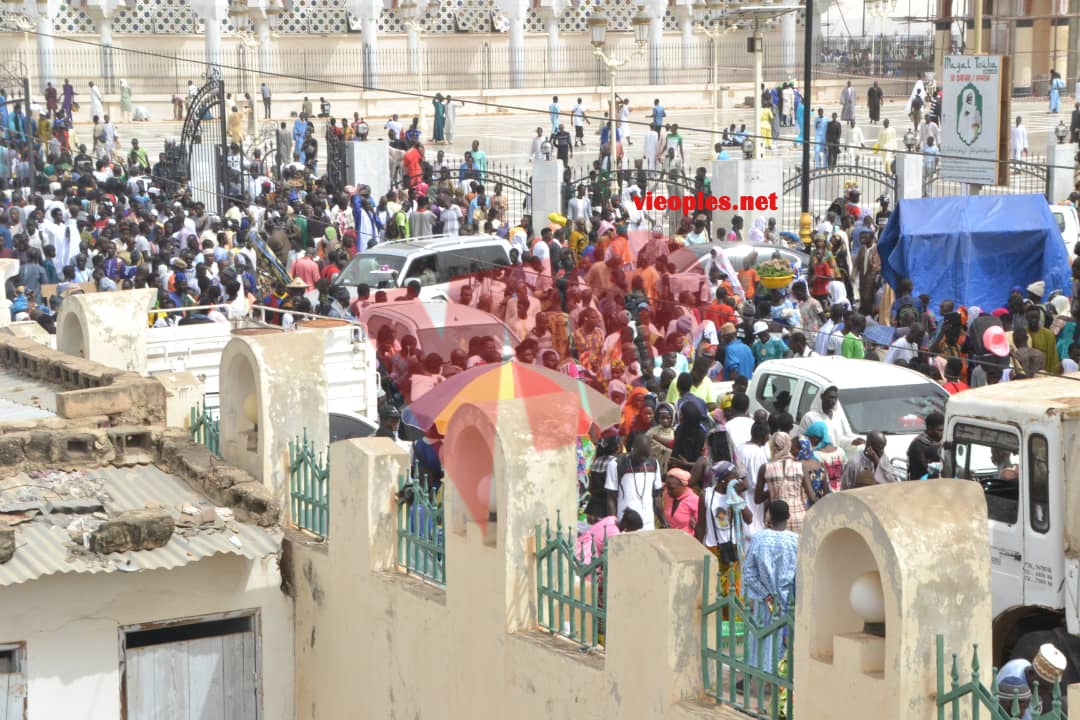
[243,394,258,424]
[850,571,885,623]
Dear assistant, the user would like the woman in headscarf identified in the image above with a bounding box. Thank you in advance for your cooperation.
[607,379,627,407]
[1049,294,1076,361]
[826,278,851,311]
[754,432,814,532]
[646,402,677,471]
[748,216,767,244]
[662,468,698,536]
[619,386,650,436]
[670,401,708,471]
[804,420,846,494]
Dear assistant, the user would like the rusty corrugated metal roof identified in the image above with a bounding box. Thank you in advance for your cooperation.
[0,465,281,587]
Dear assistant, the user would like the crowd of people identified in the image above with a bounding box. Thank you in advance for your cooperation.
[4,82,1080,690]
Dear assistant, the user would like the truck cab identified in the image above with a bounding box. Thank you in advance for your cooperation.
[944,377,1080,661]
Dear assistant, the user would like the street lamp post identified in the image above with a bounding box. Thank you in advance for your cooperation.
[588,8,649,196]
[799,0,814,246]
[399,0,427,135]
[693,0,736,136]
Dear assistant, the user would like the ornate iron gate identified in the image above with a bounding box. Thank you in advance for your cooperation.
[479,163,532,229]
[178,68,228,214]
[325,132,347,192]
[782,158,896,230]
[922,157,1050,199]
[564,167,712,235]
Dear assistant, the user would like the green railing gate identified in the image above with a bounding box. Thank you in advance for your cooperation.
[189,398,220,456]
[289,429,330,538]
[702,554,794,720]
[396,474,446,585]
[936,635,1066,720]
[534,513,607,649]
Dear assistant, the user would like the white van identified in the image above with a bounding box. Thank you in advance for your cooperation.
[746,356,948,472]
[1050,204,1079,256]
[332,235,512,302]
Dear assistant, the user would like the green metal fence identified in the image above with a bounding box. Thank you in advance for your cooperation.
[289,429,330,539]
[535,512,606,649]
[188,399,220,456]
[936,635,1066,720]
[702,554,794,720]
[396,474,446,586]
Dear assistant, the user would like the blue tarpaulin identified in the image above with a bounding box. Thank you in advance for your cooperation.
[877,194,1072,314]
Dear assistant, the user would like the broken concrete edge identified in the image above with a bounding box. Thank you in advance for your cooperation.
[0,424,281,529]
[0,334,166,425]
[89,507,175,554]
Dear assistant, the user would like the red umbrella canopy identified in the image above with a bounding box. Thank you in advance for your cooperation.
[404,362,621,530]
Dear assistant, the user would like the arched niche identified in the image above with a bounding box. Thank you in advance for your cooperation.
[443,403,499,548]
[809,527,889,665]
[56,311,86,359]
[220,341,262,481]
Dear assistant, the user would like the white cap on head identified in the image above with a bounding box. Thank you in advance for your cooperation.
[753,321,769,335]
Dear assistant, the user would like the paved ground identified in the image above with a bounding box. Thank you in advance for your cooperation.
[81,95,1066,176]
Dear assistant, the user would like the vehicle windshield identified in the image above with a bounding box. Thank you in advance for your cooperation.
[337,253,407,288]
[416,323,519,360]
[947,423,1020,525]
[839,384,947,434]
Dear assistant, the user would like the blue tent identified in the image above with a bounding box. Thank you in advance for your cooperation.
[877,195,1072,314]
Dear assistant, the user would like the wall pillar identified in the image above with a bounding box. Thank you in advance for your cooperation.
[545,14,560,73]
[255,15,272,75]
[1053,19,1069,78]
[508,15,525,89]
[99,16,115,94]
[934,21,951,80]
[781,11,796,77]
[648,16,664,85]
[680,11,693,70]
[895,152,924,201]
[710,157,783,234]
[36,15,56,90]
[1070,0,1080,85]
[406,25,420,76]
[1030,0,1053,94]
[531,158,561,230]
[361,15,378,87]
[1047,138,1074,203]
[1014,23,1034,95]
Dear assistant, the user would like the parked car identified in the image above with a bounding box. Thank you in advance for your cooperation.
[333,235,511,302]
[747,356,948,472]
[357,301,520,399]
[670,242,809,279]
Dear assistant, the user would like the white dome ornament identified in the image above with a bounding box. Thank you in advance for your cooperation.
[850,571,886,636]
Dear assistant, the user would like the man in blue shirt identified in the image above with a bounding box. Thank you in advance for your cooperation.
[549,95,560,135]
[721,322,755,380]
[651,99,666,130]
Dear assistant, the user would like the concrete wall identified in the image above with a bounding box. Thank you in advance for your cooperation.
[793,480,993,720]
[219,329,329,515]
[55,288,157,375]
[0,553,292,720]
[289,399,727,720]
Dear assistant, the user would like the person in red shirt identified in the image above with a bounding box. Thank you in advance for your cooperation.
[703,288,736,330]
[942,356,969,394]
[402,143,424,189]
